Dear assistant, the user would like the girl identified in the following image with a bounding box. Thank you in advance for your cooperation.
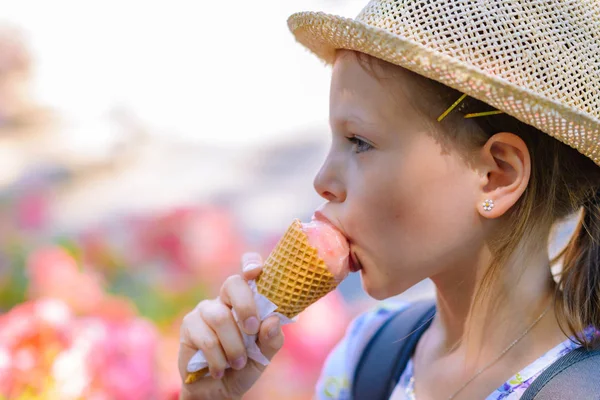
[178,1,600,399]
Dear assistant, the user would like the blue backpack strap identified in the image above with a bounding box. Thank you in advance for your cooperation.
[353,301,600,400]
[352,300,436,400]
[521,346,600,399]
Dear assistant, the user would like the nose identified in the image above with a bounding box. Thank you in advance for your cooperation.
[313,152,346,203]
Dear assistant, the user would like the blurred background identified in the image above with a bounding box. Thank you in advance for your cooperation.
[0,1,575,399]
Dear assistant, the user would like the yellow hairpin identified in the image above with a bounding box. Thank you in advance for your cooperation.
[437,93,467,122]
[464,110,504,118]
[437,94,504,122]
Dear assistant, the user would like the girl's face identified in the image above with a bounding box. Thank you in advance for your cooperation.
[315,51,485,299]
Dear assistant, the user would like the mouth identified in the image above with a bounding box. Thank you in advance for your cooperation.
[312,211,334,226]
[313,211,349,239]
[350,251,363,273]
[312,210,360,272]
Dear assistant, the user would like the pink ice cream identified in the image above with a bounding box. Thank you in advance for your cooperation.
[301,219,350,282]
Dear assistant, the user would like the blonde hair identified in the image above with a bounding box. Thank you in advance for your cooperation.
[352,50,600,348]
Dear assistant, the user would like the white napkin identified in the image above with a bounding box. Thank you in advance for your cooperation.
[187,280,295,375]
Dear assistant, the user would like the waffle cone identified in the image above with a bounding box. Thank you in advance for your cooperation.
[256,219,339,319]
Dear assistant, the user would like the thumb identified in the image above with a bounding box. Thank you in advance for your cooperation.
[241,252,264,281]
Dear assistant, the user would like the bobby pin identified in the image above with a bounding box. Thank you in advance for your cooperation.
[437,94,504,122]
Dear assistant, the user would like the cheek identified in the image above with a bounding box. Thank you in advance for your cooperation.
[342,163,400,235]
[347,150,478,269]
[392,145,476,226]
[397,171,477,260]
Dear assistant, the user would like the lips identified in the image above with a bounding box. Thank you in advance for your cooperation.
[312,210,362,273]
[312,211,333,226]
[350,251,363,273]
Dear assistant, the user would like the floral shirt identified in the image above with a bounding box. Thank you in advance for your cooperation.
[315,301,598,400]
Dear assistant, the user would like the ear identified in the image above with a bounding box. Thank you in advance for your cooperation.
[476,132,531,218]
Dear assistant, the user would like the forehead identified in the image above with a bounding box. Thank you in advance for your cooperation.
[329,51,425,129]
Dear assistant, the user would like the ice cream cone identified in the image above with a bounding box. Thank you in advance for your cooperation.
[185,219,343,384]
[256,219,339,319]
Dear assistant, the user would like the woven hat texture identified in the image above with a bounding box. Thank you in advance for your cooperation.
[288,0,600,166]
[256,219,338,319]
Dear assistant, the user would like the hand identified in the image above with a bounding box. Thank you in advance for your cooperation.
[178,253,285,400]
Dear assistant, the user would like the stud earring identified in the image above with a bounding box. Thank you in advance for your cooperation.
[482,199,494,212]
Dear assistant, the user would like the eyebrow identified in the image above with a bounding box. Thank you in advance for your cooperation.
[332,115,375,133]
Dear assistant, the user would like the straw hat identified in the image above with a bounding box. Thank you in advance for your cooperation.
[288,0,600,166]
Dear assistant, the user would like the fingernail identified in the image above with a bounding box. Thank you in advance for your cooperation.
[213,370,224,380]
[244,316,259,333]
[243,263,260,272]
[268,321,280,339]
[232,356,246,370]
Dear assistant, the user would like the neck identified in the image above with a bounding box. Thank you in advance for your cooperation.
[428,242,557,360]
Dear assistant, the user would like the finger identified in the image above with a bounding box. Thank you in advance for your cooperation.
[201,300,248,371]
[178,339,204,383]
[181,308,229,379]
[241,252,263,280]
[256,316,284,362]
[219,275,260,335]
[179,311,205,380]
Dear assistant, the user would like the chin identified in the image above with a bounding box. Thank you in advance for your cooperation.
[360,273,394,300]
[360,271,415,300]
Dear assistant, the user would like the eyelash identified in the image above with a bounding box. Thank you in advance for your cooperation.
[347,135,374,153]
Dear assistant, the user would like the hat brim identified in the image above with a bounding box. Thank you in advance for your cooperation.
[288,11,600,166]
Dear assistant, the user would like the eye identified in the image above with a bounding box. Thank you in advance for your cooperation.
[347,135,374,153]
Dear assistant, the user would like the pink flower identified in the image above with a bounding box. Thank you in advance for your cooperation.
[0,299,73,397]
[26,247,105,315]
[0,299,159,400]
[133,205,246,292]
[80,317,159,400]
